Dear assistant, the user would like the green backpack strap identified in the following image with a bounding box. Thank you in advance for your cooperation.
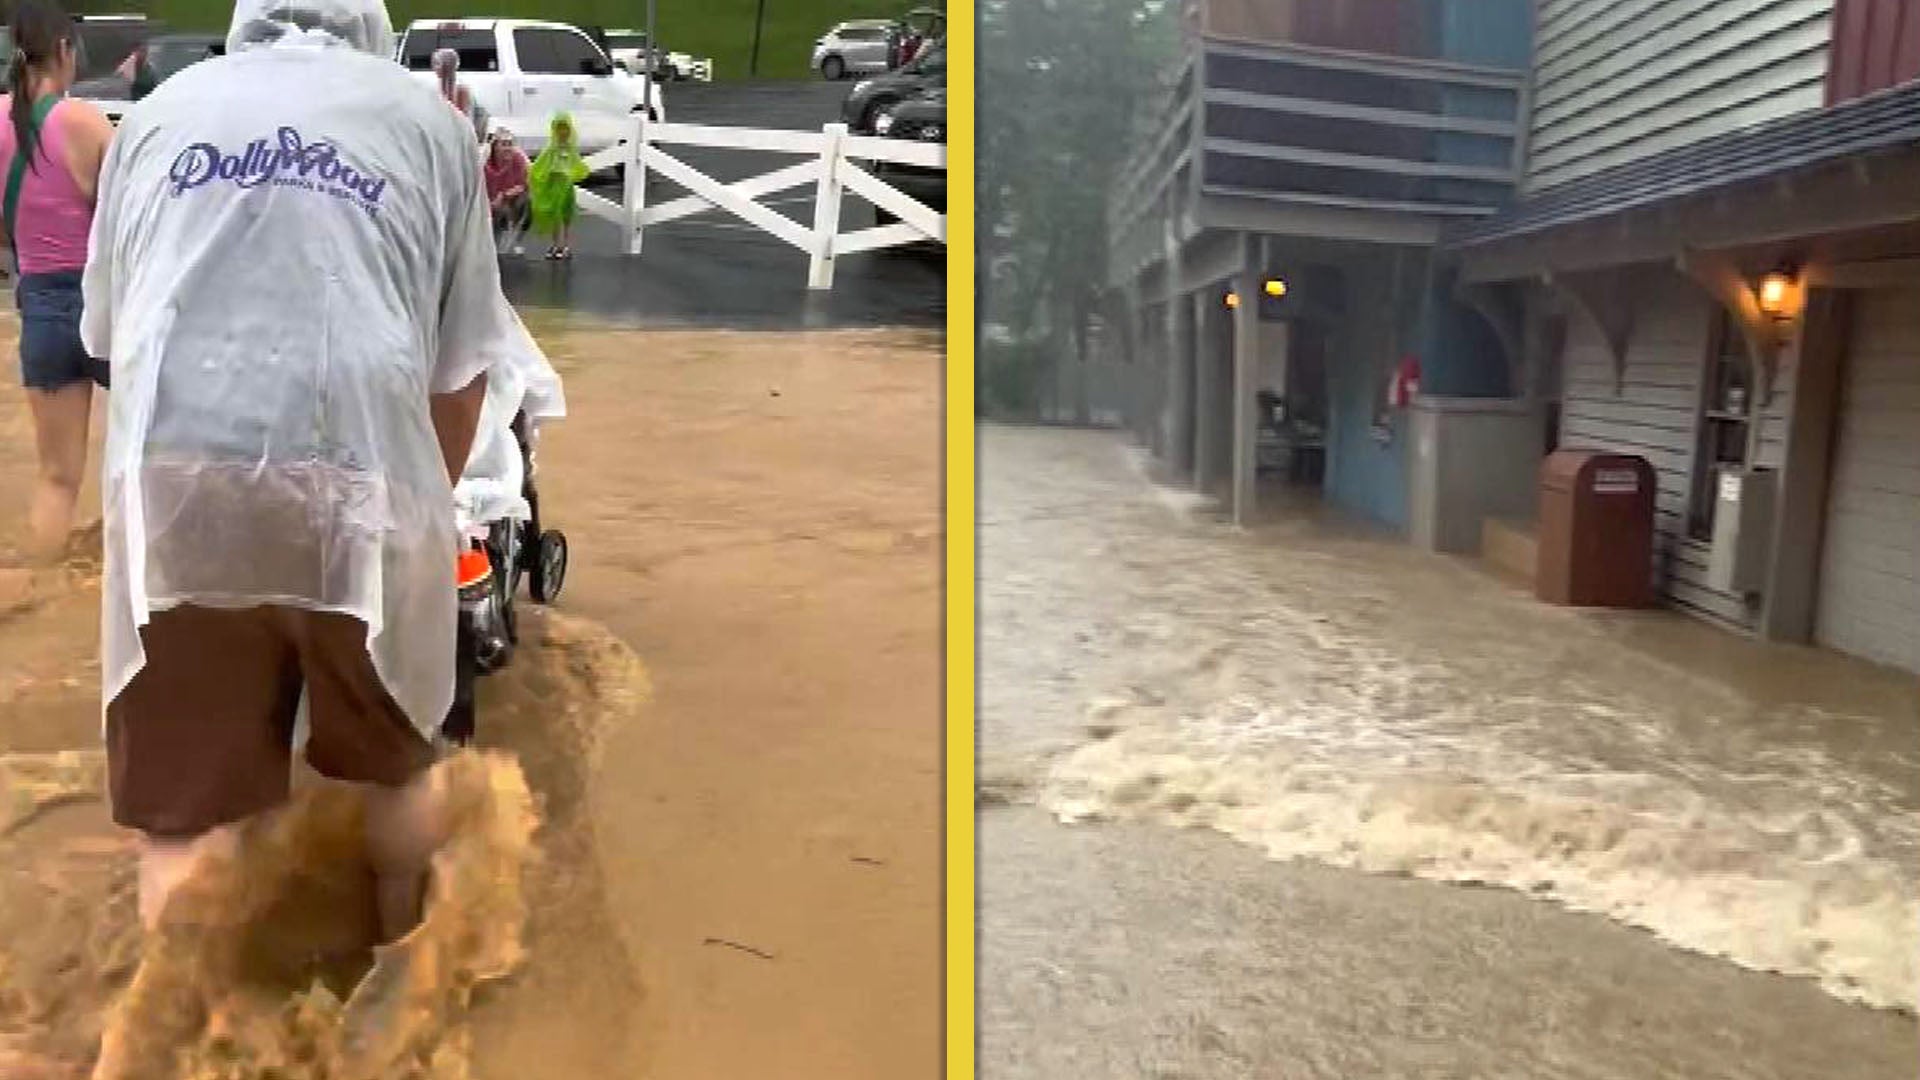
[4,94,65,264]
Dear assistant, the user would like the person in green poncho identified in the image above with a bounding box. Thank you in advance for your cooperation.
[529,111,589,260]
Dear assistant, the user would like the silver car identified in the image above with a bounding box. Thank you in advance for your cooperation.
[811,19,893,81]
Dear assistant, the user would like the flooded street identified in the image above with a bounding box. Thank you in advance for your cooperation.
[979,423,1919,1076]
[0,319,942,1078]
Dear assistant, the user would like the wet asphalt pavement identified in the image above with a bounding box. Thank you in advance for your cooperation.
[502,81,944,331]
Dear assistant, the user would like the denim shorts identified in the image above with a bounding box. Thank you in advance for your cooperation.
[16,269,108,391]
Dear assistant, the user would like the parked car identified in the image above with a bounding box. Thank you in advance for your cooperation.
[599,28,712,83]
[55,16,172,122]
[70,32,223,111]
[870,87,945,227]
[395,18,663,156]
[840,41,943,133]
[812,19,894,81]
[71,14,158,82]
[886,7,945,70]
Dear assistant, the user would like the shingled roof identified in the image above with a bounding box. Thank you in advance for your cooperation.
[1449,79,1920,250]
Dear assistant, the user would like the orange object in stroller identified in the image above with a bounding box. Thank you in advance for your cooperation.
[442,410,570,746]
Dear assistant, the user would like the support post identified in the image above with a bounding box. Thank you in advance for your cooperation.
[749,0,769,77]
[643,0,657,118]
[1119,282,1145,444]
[1164,299,1190,468]
[1231,239,1260,527]
[807,123,848,290]
[623,111,648,255]
[1161,212,1190,469]
[1760,288,1853,642]
[1192,288,1217,492]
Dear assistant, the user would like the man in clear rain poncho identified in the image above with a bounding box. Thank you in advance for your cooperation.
[78,0,510,956]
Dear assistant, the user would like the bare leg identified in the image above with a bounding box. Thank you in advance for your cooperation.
[96,829,241,1079]
[135,827,240,930]
[23,381,92,564]
[363,767,450,943]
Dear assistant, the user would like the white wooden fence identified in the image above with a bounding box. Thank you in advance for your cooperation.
[575,116,947,289]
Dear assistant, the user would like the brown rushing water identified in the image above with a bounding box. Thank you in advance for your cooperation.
[0,320,943,1079]
[979,423,1920,1078]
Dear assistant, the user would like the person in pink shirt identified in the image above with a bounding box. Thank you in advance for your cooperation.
[484,127,530,252]
[0,0,116,562]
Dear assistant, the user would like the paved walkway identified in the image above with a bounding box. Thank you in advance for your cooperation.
[503,81,943,331]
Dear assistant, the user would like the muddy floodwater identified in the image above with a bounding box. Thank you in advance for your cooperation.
[979,423,1920,1078]
[0,319,942,1078]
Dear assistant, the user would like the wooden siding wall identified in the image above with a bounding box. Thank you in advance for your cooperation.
[1555,274,1795,630]
[1525,0,1833,192]
[1827,0,1920,102]
[1814,287,1920,673]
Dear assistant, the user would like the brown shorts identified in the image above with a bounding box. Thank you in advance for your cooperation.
[107,604,437,838]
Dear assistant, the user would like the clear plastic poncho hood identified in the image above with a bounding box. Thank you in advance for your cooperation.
[226,0,395,58]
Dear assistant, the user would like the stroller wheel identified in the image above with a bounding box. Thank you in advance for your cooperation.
[443,617,479,746]
[530,529,568,603]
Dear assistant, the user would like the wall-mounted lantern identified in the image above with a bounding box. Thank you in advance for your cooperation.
[1757,266,1798,321]
[1224,290,1240,309]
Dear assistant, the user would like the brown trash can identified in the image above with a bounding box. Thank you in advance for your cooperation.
[1535,450,1656,608]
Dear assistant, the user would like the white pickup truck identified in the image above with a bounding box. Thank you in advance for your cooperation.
[395,18,664,156]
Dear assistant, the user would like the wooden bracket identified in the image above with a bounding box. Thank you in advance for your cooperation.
[1675,249,1781,406]
[1454,279,1525,394]
[1544,268,1637,395]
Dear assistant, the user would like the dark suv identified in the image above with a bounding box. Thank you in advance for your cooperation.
[871,87,944,227]
[840,41,944,134]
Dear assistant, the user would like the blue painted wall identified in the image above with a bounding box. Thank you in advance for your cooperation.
[1325,355,1409,532]
[1303,0,1533,532]
[1438,0,1532,68]
[1414,276,1513,399]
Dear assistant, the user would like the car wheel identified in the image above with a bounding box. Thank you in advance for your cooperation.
[821,55,845,80]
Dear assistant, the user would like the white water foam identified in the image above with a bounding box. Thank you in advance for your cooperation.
[985,424,1920,1015]
[1041,700,1919,1012]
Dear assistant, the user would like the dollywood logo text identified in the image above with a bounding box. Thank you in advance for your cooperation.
[168,127,388,214]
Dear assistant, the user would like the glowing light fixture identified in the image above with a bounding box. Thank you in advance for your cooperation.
[1263,277,1288,298]
[1757,269,1793,318]
[1224,291,1240,309]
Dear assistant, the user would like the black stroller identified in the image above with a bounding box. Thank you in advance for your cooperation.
[443,411,569,745]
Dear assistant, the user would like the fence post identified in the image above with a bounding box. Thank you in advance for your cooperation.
[624,110,648,256]
[807,122,848,290]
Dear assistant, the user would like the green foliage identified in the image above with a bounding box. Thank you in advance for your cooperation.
[978,0,1176,418]
[979,338,1052,417]
[85,0,917,80]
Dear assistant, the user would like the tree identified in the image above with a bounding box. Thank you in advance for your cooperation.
[978,0,1177,420]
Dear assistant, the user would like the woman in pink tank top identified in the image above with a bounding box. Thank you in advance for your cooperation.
[2,0,115,563]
